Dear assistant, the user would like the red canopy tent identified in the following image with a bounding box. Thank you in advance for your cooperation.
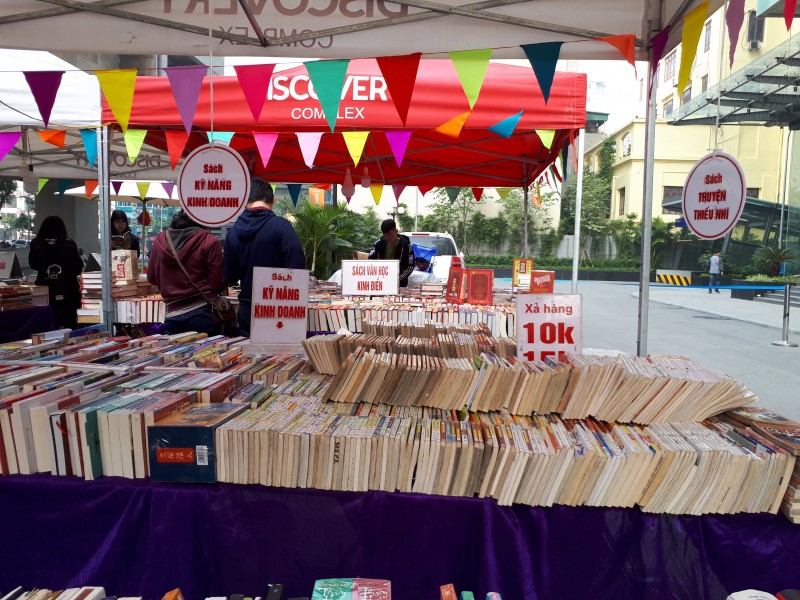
[108,60,586,188]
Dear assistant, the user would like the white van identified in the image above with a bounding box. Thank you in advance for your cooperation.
[405,232,463,282]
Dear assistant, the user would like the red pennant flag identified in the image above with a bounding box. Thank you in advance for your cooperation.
[84,180,98,197]
[418,186,433,196]
[596,35,636,70]
[234,64,276,122]
[137,210,151,227]
[23,71,64,128]
[472,187,484,202]
[165,130,189,170]
[375,53,422,125]
[37,129,66,148]
[786,0,797,29]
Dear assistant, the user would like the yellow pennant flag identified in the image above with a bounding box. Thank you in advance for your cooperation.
[434,111,471,139]
[537,129,556,150]
[496,187,512,201]
[96,69,137,132]
[124,129,148,163]
[136,182,151,199]
[678,1,709,96]
[342,131,370,166]
[370,183,384,205]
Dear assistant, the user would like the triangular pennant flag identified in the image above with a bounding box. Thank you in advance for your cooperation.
[37,178,49,195]
[445,186,460,203]
[341,131,370,166]
[136,182,151,199]
[521,42,564,103]
[496,187,512,201]
[23,71,64,128]
[650,27,671,82]
[727,0,746,68]
[572,137,579,173]
[787,0,798,29]
[391,184,406,205]
[0,132,21,163]
[304,60,351,132]
[472,187,484,202]
[79,129,97,168]
[57,179,72,198]
[531,185,541,207]
[537,129,556,150]
[164,65,207,135]
[112,180,124,195]
[370,183,384,205]
[270,183,277,193]
[37,130,66,148]
[161,182,175,199]
[375,53,421,125]
[123,129,148,163]
[95,69,137,133]
[84,180,98,197]
[385,130,412,167]
[449,48,493,109]
[287,183,302,206]
[544,170,552,189]
[488,111,523,138]
[296,132,323,169]
[678,1,709,96]
[551,162,562,183]
[434,111,471,139]
[253,132,279,168]
[596,35,636,71]
[207,131,235,145]
[165,130,189,169]
[418,186,433,196]
[234,64,276,122]
[137,209,151,227]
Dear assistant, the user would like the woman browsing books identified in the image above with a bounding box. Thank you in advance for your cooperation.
[110,209,140,254]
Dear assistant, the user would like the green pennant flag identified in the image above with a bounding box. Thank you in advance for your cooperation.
[496,187,512,200]
[37,178,49,195]
[445,186,461,203]
[305,60,351,132]
[124,129,148,163]
[538,129,556,150]
[449,48,493,109]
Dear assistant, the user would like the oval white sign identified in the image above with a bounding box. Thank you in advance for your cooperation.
[178,143,250,226]
[682,151,746,240]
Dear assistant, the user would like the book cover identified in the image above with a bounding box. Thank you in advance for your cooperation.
[440,584,457,600]
[511,257,534,288]
[466,270,493,306]
[528,270,555,294]
[311,579,352,600]
[445,268,466,304]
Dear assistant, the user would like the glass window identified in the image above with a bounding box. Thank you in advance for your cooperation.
[407,235,457,255]
[704,21,712,53]
[746,187,760,199]
[618,188,626,216]
[701,75,708,93]
[622,133,632,157]
[680,85,692,106]
[662,186,683,209]
[663,99,674,118]
[664,52,676,81]
[747,10,765,44]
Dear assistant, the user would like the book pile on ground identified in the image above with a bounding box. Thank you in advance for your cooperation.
[311,579,390,600]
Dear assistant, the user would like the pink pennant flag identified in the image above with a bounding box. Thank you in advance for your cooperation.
[418,186,433,196]
[164,65,207,135]
[296,132,323,169]
[385,131,412,167]
[112,180,124,195]
[727,0,746,68]
[392,184,406,205]
[253,132,279,168]
[0,132,21,163]
[161,182,175,199]
[23,71,64,128]
[234,64,276,122]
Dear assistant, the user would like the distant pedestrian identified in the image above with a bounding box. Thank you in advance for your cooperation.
[709,251,723,294]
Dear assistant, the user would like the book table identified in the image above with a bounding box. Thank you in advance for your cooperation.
[0,475,798,598]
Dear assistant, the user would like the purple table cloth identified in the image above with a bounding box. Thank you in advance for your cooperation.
[0,305,57,342]
[0,474,798,599]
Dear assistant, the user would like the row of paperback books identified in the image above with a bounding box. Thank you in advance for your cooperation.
[318,346,755,423]
[114,295,166,324]
[0,281,48,311]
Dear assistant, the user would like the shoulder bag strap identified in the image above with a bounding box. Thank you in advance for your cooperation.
[165,231,212,304]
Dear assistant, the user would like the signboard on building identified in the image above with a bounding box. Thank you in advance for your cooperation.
[516,294,582,362]
[341,260,399,296]
[682,151,746,240]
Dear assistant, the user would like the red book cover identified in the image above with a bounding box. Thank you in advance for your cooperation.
[445,267,466,304]
[440,584,457,600]
[466,269,493,305]
[528,270,555,293]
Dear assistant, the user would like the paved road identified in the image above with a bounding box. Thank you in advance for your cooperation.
[552,280,800,421]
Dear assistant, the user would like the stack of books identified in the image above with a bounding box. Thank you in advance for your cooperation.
[0,282,48,311]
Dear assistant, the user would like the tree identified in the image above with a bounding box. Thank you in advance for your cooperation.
[497,188,556,255]
[0,179,16,211]
[756,245,797,277]
[423,188,477,253]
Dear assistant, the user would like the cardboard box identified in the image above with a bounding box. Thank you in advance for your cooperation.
[111,249,139,281]
[529,270,555,293]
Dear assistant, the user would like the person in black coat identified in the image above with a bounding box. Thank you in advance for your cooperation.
[28,216,84,330]
[368,219,415,287]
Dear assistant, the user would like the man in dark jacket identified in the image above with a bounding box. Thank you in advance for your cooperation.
[368,219,415,287]
[224,177,306,335]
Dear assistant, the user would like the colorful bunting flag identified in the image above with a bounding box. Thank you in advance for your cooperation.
[305,60,350,132]
[84,180,98,197]
[434,111,471,139]
[79,129,97,168]
[165,130,189,170]
[488,111,523,138]
[23,71,64,128]
[296,132,323,169]
[418,186,433,196]
[521,42,564,103]
[207,131,235,145]
[112,181,124,195]
[37,178,49,195]
[123,129,148,163]
[287,183,302,206]
[384,131,412,167]
[161,182,175,199]
[496,187,512,200]
[445,186,460,203]
[37,130,66,148]
[137,210,151,227]
[342,131,370,166]
[472,187,484,202]
[234,63,276,121]
[391,184,406,205]
[164,65,207,135]
[449,48,493,109]
[95,69,137,133]
[650,27,671,83]
[0,132,22,163]
[596,35,636,71]
[253,132,279,168]
[375,53,421,125]
[678,1,709,96]
[136,182,151,199]
[58,179,72,198]
[370,183,383,205]
[531,185,541,207]
[727,0,746,68]
[537,129,555,150]
[787,0,798,30]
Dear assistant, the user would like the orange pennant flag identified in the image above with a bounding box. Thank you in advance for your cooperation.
[596,35,637,71]
[434,111,471,139]
[95,69,138,133]
[84,180,98,197]
[165,130,189,170]
[37,129,66,148]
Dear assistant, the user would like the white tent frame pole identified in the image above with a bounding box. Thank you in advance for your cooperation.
[779,129,792,248]
[637,65,658,357]
[571,128,586,293]
[523,184,529,258]
[97,125,113,332]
